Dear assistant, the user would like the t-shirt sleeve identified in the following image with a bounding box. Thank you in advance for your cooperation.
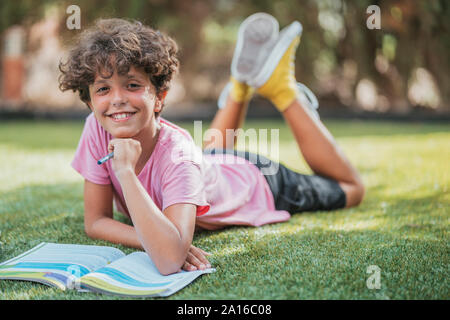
[71,115,111,185]
[161,160,210,216]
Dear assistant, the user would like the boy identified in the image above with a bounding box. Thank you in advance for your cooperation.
[59,15,364,275]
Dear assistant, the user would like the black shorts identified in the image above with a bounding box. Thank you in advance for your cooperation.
[203,148,346,214]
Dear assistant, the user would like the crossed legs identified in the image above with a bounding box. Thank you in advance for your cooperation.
[204,96,365,209]
[204,12,364,209]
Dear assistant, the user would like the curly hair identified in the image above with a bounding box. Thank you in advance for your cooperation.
[58,18,179,115]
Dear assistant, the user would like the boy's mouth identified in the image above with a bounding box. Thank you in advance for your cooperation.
[108,112,136,122]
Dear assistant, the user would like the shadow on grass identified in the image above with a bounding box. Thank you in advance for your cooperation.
[190,189,448,299]
[192,225,448,299]
[0,180,447,299]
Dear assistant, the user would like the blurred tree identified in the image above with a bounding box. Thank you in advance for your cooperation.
[1,0,448,111]
[0,1,50,33]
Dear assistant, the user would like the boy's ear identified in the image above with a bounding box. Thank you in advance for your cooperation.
[155,100,163,112]
[155,91,167,112]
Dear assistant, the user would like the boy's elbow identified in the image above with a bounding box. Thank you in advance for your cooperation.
[84,225,96,240]
[84,220,99,240]
[157,257,185,276]
[158,265,180,276]
[84,222,93,238]
[84,217,108,240]
[149,251,186,276]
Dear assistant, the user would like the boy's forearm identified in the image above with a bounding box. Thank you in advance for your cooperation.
[116,169,188,274]
[88,217,143,250]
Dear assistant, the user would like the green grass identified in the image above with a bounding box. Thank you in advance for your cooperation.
[0,118,448,300]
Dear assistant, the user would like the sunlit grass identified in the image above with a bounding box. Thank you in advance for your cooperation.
[0,118,448,299]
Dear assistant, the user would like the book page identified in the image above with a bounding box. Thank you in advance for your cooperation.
[0,242,125,290]
[80,252,215,297]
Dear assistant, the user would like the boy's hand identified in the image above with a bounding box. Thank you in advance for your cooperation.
[181,245,212,272]
[108,138,142,177]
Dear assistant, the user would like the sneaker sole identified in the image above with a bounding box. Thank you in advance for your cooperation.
[217,82,231,109]
[247,21,303,88]
[297,82,320,119]
[231,13,279,83]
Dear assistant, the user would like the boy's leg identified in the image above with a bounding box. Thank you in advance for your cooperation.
[205,13,364,208]
[281,99,365,208]
[256,36,365,208]
[204,13,278,150]
[203,77,252,150]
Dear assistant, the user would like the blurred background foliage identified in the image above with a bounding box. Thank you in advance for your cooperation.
[0,0,449,114]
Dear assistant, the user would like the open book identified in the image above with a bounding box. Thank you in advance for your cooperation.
[0,242,215,298]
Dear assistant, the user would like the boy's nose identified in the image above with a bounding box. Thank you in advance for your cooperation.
[111,100,125,107]
[110,89,128,107]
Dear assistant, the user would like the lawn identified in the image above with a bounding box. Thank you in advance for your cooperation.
[0,118,448,300]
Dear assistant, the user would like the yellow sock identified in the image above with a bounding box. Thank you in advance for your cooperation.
[257,36,300,112]
[229,76,254,103]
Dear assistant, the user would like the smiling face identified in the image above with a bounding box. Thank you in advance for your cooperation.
[87,65,163,139]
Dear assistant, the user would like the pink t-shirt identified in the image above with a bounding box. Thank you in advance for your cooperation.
[71,113,291,230]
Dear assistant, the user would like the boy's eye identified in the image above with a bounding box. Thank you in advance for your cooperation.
[128,83,141,89]
[96,87,109,93]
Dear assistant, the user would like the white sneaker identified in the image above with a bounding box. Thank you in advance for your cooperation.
[231,12,279,83]
[219,14,318,118]
[246,20,303,88]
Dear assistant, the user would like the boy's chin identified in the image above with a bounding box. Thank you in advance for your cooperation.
[111,130,137,139]
[106,126,138,139]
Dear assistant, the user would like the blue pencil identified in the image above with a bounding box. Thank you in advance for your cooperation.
[97,152,114,165]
